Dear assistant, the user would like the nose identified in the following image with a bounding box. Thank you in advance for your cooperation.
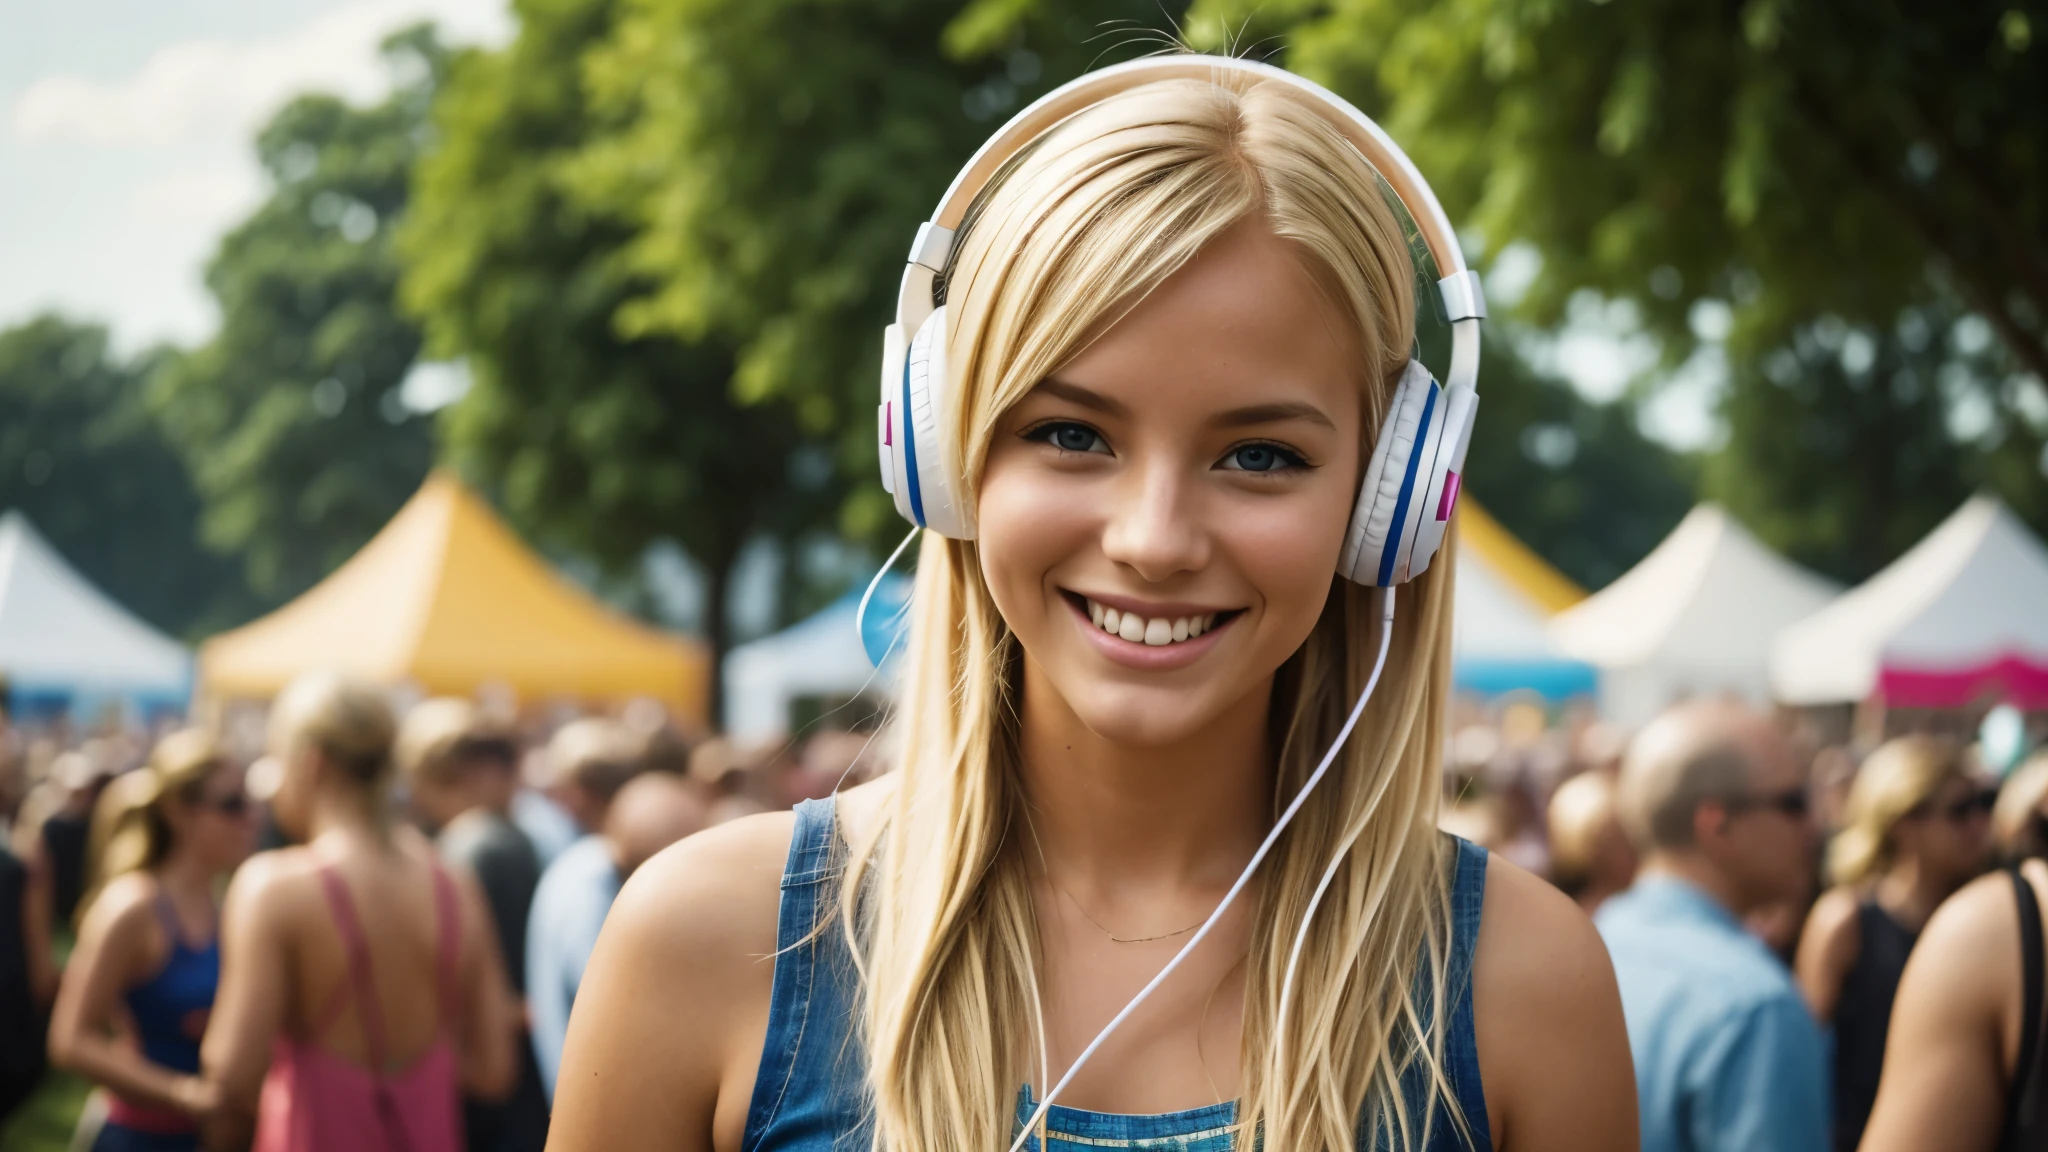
[1098,452,1209,583]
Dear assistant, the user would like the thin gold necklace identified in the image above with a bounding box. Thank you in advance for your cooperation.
[1052,877,1206,944]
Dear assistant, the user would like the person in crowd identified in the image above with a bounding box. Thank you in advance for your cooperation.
[539,719,642,837]
[1547,771,1637,913]
[1598,699,1827,1152]
[397,699,547,1152]
[526,772,708,1100]
[1858,836,2048,1149]
[1793,735,1990,1151]
[46,729,255,1151]
[551,60,1636,1152]
[0,837,43,1127]
[1992,750,2048,862]
[200,672,517,1152]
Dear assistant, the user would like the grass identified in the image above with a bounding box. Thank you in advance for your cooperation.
[0,1073,90,1152]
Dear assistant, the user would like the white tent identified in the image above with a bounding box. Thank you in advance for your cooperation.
[0,511,190,705]
[1772,496,2048,708]
[724,578,908,740]
[1451,503,1597,699]
[1549,504,1838,726]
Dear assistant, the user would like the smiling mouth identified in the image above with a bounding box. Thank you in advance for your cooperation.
[1062,591,1244,648]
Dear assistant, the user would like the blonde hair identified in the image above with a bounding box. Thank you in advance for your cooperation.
[270,672,398,795]
[842,66,1464,1151]
[1828,736,1968,886]
[396,697,483,787]
[81,728,223,924]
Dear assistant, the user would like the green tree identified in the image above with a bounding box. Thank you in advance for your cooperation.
[0,316,251,635]
[401,0,836,708]
[1189,0,2048,575]
[152,27,444,604]
[569,0,1198,538]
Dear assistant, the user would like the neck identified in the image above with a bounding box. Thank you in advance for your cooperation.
[1639,851,1749,918]
[1015,658,1273,893]
[154,845,215,897]
[307,783,387,849]
[1875,856,1953,930]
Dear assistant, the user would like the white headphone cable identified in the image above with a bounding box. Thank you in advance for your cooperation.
[1008,585,1398,1152]
[855,527,922,666]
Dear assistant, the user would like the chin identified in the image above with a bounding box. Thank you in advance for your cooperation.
[1063,678,1242,748]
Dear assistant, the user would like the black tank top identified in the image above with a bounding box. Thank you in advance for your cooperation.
[1833,900,1918,1152]
[2005,868,2048,1152]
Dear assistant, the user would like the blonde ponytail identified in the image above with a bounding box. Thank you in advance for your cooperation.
[80,728,222,926]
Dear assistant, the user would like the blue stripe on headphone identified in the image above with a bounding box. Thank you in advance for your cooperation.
[901,353,926,528]
[1376,383,1438,586]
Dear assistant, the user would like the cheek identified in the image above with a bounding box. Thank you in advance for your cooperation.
[975,456,1099,625]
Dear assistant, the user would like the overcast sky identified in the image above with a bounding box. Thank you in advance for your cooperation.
[0,0,509,352]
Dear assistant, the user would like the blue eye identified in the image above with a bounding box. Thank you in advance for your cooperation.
[1028,422,1110,455]
[1221,443,1304,473]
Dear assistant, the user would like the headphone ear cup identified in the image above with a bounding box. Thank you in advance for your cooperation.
[900,307,975,540]
[1339,360,1440,586]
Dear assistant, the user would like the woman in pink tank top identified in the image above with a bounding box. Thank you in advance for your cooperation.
[198,673,518,1151]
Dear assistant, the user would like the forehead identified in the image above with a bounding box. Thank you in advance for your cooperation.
[1048,218,1364,422]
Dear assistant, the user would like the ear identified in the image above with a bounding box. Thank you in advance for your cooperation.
[1692,799,1731,849]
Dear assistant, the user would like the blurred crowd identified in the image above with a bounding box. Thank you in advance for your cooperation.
[0,680,883,1152]
[1,684,2045,1151]
[1445,694,2048,1152]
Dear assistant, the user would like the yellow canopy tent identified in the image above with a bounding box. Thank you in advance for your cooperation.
[200,472,708,725]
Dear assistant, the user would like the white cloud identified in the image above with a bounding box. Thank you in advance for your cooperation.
[129,166,261,233]
[10,0,508,146]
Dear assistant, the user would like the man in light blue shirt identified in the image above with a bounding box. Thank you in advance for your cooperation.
[528,770,708,1100]
[1597,700,1827,1152]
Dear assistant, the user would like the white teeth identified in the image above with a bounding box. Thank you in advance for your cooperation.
[1083,599,1222,647]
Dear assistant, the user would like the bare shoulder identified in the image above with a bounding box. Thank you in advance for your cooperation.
[78,871,159,939]
[1471,851,1614,998]
[1806,886,1862,940]
[1905,867,2025,1018]
[1469,852,1637,1151]
[600,806,800,983]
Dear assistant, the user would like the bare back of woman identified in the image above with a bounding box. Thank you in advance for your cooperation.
[202,675,516,1152]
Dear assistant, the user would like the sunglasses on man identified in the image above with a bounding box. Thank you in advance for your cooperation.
[1724,787,1811,821]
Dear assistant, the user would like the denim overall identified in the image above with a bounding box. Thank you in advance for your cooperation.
[742,798,1494,1151]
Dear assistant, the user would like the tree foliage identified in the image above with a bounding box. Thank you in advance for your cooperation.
[0,317,250,635]
[152,28,442,605]
[1192,0,2048,576]
[401,0,837,692]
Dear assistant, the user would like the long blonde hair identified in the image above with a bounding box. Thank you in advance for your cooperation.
[81,728,223,924]
[1828,736,1968,886]
[842,66,1464,1151]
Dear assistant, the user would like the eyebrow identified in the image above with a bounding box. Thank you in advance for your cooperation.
[1034,378,1337,431]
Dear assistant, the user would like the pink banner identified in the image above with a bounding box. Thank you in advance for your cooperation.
[1877,653,2048,709]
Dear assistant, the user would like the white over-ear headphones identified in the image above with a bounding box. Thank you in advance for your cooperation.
[876,54,1485,586]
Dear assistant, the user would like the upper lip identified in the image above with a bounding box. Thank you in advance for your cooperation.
[1064,589,1241,619]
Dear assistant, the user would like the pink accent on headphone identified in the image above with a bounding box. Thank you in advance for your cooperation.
[1436,471,1461,521]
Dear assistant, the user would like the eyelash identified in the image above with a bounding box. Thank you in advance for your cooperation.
[1019,420,1312,475]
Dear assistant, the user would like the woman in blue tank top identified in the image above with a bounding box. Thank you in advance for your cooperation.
[550,55,1634,1152]
[49,729,255,1152]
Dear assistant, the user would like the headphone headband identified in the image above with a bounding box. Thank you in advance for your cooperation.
[896,56,1484,340]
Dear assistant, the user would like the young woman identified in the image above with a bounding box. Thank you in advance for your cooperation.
[48,728,254,1152]
[550,58,1634,1152]
[1794,736,1990,1151]
[200,673,517,1152]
